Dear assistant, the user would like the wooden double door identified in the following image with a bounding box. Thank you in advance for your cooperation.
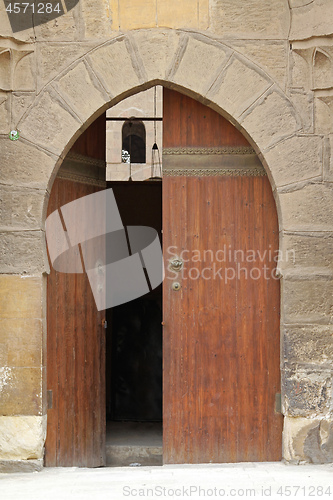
[45,89,282,466]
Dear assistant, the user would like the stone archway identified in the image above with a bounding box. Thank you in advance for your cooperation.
[1,28,332,468]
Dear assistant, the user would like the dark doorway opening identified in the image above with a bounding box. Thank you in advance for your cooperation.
[105,181,163,466]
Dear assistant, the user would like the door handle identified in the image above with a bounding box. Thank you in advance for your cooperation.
[169,258,183,272]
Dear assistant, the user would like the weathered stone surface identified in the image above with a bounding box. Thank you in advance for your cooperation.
[290,0,333,40]
[109,0,209,31]
[290,50,312,90]
[0,44,36,92]
[210,56,271,119]
[283,416,333,463]
[241,89,300,151]
[283,325,333,366]
[12,50,35,91]
[0,318,43,368]
[0,185,46,230]
[265,135,323,188]
[18,90,81,156]
[0,92,10,134]
[283,367,332,417]
[133,29,181,82]
[0,231,47,274]
[88,38,141,98]
[0,3,34,43]
[55,61,109,123]
[0,366,43,415]
[313,49,333,90]
[80,0,112,38]
[329,134,333,182]
[0,48,11,90]
[210,0,290,39]
[33,5,80,41]
[315,96,333,135]
[111,0,156,30]
[0,416,46,460]
[0,459,43,472]
[157,0,209,30]
[227,41,288,89]
[36,42,97,92]
[0,137,57,190]
[279,183,333,232]
[11,92,36,128]
[282,278,333,324]
[172,36,230,97]
[0,275,43,319]
[289,90,314,133]
[280,233,333,272]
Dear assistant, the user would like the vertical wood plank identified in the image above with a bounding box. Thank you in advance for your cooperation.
[45,178,106,467]
[162,88,282,464]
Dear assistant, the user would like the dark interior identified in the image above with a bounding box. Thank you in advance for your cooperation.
[106,181,163,423]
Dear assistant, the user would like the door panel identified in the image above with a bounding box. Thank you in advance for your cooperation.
[45,178,106,467]
[162,89,282,464]
[163,175,282,464]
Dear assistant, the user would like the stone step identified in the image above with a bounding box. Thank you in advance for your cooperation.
[106,421,163,467]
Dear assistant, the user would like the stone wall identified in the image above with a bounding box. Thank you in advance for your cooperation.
[0,0,332,468]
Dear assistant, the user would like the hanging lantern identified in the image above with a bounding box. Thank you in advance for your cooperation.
[150,142,162,180]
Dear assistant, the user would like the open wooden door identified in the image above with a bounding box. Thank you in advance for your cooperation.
[45,115,106,467]
[162,89,282,463]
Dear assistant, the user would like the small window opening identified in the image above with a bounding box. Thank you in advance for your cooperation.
[122,120,146,164]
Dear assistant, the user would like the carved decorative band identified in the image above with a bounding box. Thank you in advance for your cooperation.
[57,171,107,187]
[163,146,255,155]
[65,152,106,169]
[163,167,267,177]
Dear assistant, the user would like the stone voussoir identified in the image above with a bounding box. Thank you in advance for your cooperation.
[86,36,142,100]
[264,135,323,188]
[240,86,302,152]
[169,33,231,98]
[208,54,272,121]
[54,60,110,124]
[18,89,82,157]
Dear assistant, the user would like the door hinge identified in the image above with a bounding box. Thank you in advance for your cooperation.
[275,393,281,413]
[47,389,53,410]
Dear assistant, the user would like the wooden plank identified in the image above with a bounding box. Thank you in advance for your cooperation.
[162,88,282,464]
[163,88,249,148]
[163,175,282,463]
[71,113,106,160]
[44,181,59,468]
[45,178,106,467]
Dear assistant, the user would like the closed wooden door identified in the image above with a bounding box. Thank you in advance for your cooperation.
[162,89,282,463]
[45,178,106,467]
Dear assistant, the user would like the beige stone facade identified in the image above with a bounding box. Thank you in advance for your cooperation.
[0,0,333,469]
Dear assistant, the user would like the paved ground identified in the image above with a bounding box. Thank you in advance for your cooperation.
[1,463,333,500]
